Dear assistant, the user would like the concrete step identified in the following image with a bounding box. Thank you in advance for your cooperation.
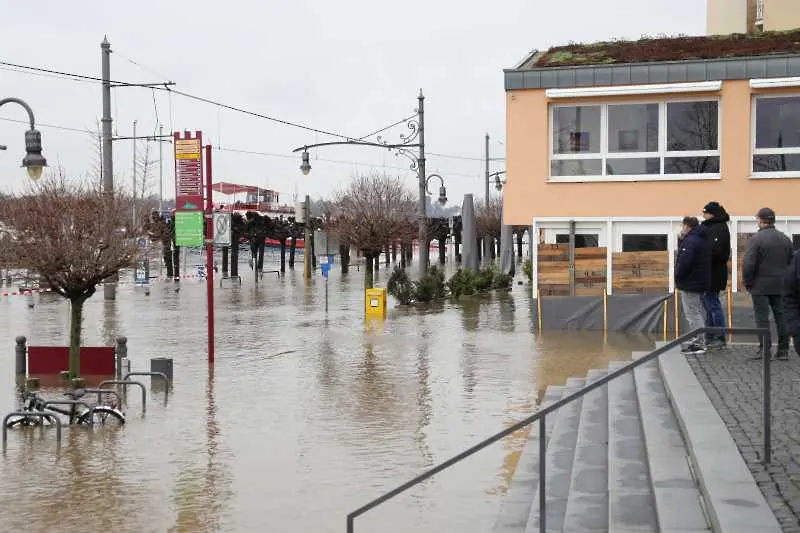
[562,369,609,532]
[524,377,585,533]
[492,385,565,533]
[632,352,708,532]
[608,360,658,533]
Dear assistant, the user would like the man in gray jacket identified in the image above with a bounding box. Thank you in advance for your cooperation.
[743,207,795,359]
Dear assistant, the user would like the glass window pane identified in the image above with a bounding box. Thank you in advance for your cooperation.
[552,106,601,154]
[755,96,800,149]
[551,159,602,176]
[667,101,719,151]
[555,234,600,247]
[622,235,668,252]
[606,158,660,175]
[753,154,800,172]
[664,156,720,174]
[608,104,659,152]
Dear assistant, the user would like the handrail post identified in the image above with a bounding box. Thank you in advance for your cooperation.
[762,329,772,464]
[539,414,546,533]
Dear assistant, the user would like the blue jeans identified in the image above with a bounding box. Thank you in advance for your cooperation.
[702,291,725,342]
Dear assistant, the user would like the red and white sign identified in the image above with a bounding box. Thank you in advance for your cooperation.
[173,131,204,211]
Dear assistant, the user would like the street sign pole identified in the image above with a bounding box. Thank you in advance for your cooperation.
[205,144,215,365]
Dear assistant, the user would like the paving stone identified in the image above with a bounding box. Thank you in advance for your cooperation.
[687,346,800,532]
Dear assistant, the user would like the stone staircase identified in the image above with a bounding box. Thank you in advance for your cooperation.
[492,346,782,533]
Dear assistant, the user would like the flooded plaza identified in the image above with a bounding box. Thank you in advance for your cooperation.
[0,258,654,533]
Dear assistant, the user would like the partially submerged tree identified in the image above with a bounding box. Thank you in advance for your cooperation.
[3,177,139,378]
[330,173,416,288]
[476,197,502,259]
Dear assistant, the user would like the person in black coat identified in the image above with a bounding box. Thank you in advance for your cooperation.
[675,216,711,354]
[783,249,800,358]
[700,201,731,348]
[744,207,794,359]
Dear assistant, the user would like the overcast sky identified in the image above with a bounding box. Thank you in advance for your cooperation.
[0,0,704,205]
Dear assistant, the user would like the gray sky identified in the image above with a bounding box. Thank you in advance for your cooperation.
[0,0,704,205]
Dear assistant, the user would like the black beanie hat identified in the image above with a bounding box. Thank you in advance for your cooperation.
[703,201,723,216]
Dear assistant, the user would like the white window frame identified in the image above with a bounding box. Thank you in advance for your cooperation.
[750,93,800,179]
[549,97,722,183]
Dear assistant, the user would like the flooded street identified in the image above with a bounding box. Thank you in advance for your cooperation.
[0,259,654,533]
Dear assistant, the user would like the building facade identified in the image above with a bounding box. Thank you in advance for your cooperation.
[708,0,800,34]
[503,35,800,297]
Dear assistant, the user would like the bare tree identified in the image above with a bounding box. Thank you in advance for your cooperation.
[134,139,157,202]
[85,120,103,190]
[476,197,502,240]
[329,173,417,288]
[3,176,139,378]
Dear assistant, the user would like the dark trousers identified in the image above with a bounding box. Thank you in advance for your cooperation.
[162,243,180,279]
[250,239,265,271]
[702,291,726,342]
[752,294,789,352]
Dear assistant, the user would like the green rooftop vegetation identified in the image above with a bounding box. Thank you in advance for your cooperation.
[529,28,800,68]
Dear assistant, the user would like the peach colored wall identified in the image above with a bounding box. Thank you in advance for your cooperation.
[764,0,800,30]
[707,0,747,34]
[503,79,800,226]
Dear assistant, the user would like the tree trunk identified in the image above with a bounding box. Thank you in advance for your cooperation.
[374,253,380,272]
[364,252,374,289]
[231,237,239,277]
[340,243,350,273]
[289,238,297,268]
[385,244,390,265]
[391,243,397,263]
[400,244,407,268]
[69,296,87,379]
[490,238,497,260]
[438,238,446,264]
[280,239,287,273]
[516,231,524,258]
[311,231,317,269]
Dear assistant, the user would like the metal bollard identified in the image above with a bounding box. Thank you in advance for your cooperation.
[115,336,128,380]
[15,336,26,379]
[150,358,173,382]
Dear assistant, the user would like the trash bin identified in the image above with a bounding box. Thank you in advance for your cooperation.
[364,288,387,319]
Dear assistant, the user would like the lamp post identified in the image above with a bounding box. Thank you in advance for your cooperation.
[0,98,47,180]
[293,90,446,279]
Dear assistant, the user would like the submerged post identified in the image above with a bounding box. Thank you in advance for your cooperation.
[15,336,26,385]
[115,336,127,380]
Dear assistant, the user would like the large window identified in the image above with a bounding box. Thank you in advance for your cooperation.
[622,234,668,252]
[752,95,800,175]
[555,233,600,247]
[551,100,720,179]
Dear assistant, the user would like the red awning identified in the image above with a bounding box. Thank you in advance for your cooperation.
[212,182,275,195]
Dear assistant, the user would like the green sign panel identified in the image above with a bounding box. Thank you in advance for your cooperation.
[174,211,204,247]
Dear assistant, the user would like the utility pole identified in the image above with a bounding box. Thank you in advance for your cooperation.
[158,124,163,214]
[484,133,491,262]
[132,120,137,228]
[417,89,428,279]
[101,36,116,300]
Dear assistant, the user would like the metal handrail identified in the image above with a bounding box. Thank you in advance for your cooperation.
[345,327,772,533]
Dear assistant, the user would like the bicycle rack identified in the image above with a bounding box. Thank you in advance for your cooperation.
[98,380,147,413]
[123,372,169,406]
[82,388,123,408]
[2,412,62,449]
[41,400,97,426]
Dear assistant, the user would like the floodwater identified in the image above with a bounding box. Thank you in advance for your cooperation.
[0,255,654,533]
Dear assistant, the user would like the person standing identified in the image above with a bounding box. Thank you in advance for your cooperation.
[783,247,800,358]
[743,207,794,360]
[675,216,712,355]
[700,201,731,349]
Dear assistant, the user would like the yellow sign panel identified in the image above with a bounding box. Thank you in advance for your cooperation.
[175,138,202,160]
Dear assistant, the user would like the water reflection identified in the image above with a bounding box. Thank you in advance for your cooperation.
[0,263,654,533]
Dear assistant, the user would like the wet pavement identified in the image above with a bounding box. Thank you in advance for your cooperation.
[0,258,654,533]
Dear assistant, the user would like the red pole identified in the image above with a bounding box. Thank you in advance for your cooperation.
[205,144,215,365]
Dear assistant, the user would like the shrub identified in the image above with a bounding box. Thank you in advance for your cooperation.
[474,267,496,292]
[493,273,513,289]
[387,266,414,305]
[447,269,476,298]
[413,265,446,302]
[522,259,533,282]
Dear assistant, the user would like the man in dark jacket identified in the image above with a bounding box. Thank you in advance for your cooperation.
[783,250,800,357]
[675,216,711,355]
[743,207,794,359]
[700,201,731,349]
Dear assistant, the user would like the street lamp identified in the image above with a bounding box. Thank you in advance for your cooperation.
[292,90,444,278]
[0,98,47,181]
[426,173,447,205]
[490,170,506,192]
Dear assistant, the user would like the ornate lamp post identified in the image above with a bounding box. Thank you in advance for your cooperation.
[293,90,446,279]
[0,97,47,180]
